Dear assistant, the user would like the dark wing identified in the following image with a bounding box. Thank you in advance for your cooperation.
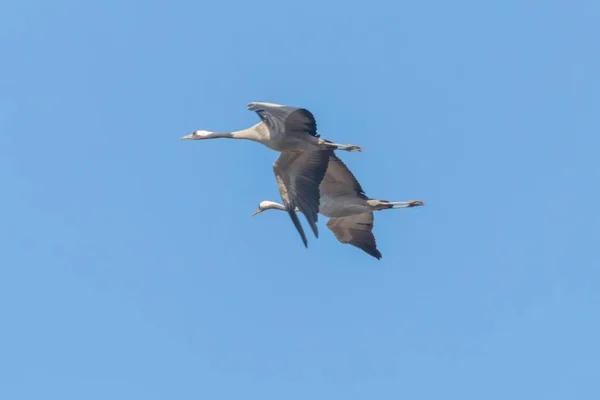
[284,108,318,137]
[326,212,382,260]
[248,102,319,138]
[321,152,366,198]
[273,149,333,246]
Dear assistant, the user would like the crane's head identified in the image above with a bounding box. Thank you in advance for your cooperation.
[179,130,212,140]
[252,201,284,216]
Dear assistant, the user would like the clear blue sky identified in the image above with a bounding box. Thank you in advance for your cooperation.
[1,1,598,399]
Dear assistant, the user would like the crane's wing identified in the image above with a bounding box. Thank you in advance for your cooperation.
[321,153,367,198]
[273,149,332,247]
[248,102,319,138]
[326,212,382,259]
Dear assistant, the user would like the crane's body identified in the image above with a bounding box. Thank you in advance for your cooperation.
[180,102,362,153]
[180,102,363,247]
[252,153,425,259]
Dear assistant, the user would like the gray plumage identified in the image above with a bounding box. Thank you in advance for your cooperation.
[180,102,363,245]
[252,153,425,259]
[326,212,381,259]
[273,150,333,247]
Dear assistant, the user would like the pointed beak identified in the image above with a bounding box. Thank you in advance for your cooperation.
[252,209,261,217]
[179,134,194,140]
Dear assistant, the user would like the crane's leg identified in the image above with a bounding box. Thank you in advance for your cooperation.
[369,200,425,210]
[318,138,363,152]
[389,200,425,208]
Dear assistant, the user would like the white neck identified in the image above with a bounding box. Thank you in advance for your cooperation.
[262,201,286,212]
[191,123,263,142]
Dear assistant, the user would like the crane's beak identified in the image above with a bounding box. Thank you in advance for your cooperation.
[179,134,194,140]
[251,208,262,217]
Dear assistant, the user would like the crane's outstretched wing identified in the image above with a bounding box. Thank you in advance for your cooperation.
[321,152,367,199]
[273,149,332,247]
[326,212,382,259]
[248,102,319,139]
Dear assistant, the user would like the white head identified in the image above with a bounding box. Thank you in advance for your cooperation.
[251,200,285,216]
[179,130,212,140]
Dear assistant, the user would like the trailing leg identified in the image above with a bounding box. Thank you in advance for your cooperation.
[389,200,425,208]
[318,138,363,152]
[369,199,425,210]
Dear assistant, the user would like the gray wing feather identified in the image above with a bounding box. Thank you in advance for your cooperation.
[248,102,319,137]
[284,108,318,137]
[326,212,382,259]
[274,149,333,245]
[274,172,308,248]
[321,153,366,198]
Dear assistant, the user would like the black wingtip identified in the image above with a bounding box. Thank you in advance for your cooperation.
[306,216,319,239]
[300,231,308,248]
[300,227,308,248]
[363,247,382,260]
[287,206,308,249]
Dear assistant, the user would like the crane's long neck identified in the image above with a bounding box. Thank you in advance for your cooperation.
[263,202,287,212]
[201,130,252,139]
[230,123,263,141]
[193,123,263,142]
[192,132,234,139]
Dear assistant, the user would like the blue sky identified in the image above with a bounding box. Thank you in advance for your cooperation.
[1,0,599,398]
